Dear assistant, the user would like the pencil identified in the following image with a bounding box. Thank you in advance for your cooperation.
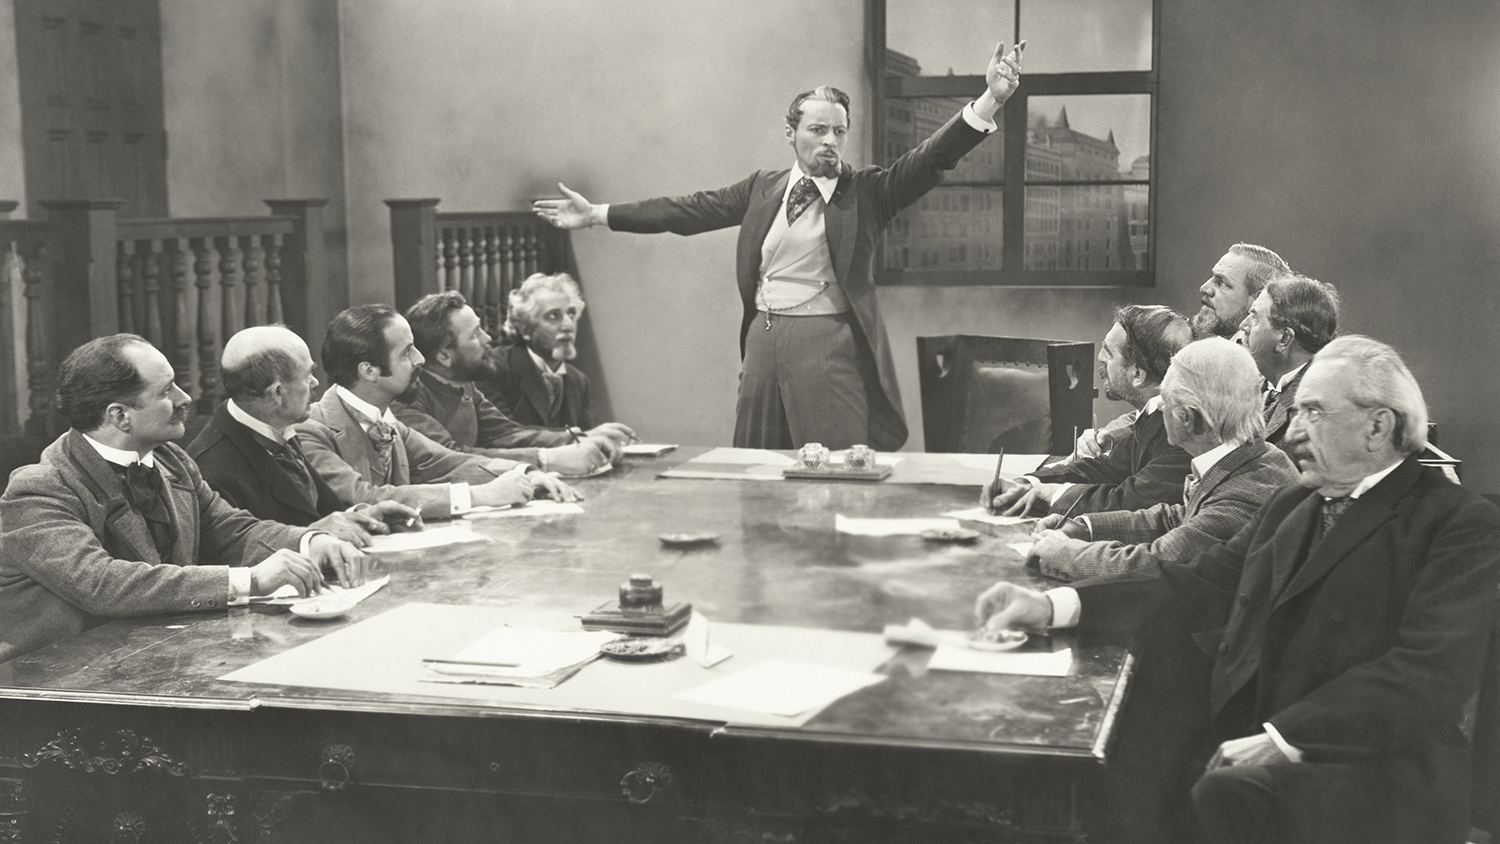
[988,448,1006,512]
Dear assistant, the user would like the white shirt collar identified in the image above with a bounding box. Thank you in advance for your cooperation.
[1343,459,1404,501]
[1190,439,1243,478]
[227,398,295,444]
[333,384,398,430]
[1141,395,1163,416]
[1272,362,1307,394]
[527,346,567,377]
[784,163,838,204]
[81,432,155,468]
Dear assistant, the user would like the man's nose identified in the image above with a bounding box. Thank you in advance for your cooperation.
[412,349,425,367]
[1200,278,1214,296]
[170,383,191,404]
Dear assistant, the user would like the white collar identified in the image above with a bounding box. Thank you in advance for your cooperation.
[1272,362,1307,394]
[784,163,838,204]
[1141,395,1163,416]
[1342,459,1404,501]
[1190,439,1243,478]
[227,399,295,444]
[82,432,155,468]
[527,346,567,377]
[333,384,398,429]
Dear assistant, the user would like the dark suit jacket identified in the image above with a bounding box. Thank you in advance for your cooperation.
[608,109,992,451]
[1075,457,1500,838]
[476,343,593,431]
[1030,406,1193,515]
[393,368,558,461]
[1264,365,1306,449]
[187,401,342,526]
[0,430,307,663]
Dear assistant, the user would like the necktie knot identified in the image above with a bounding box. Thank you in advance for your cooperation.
[369,420,395,448]
[114,461,175,561]
[1320,496,1353,535]
[786,176,819,225]
[1183,473,1202,502]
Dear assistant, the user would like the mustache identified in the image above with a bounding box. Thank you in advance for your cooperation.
[170,403,191,424]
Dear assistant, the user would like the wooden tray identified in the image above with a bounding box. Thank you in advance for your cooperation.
[782,464,894,482]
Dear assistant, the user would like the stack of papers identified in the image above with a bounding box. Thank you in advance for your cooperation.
[365,523,489,553]
[421,626,620,689]
[240,574,391,608]
[622,443,678,457]
[463,500,585,519]
[942,508,1036,527]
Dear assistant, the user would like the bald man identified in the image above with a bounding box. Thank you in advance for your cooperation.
[187,325,421,544]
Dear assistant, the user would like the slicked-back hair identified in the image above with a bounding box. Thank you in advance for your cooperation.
[406,290,470,360]
[1265,273,1340,354]
[54,333,152,432]
[221,328,300,401]
[1161,337,1266,445]
[1228,243,1291,300]
[1311,335,1428,455]
[323,304,398,387]
[1115,304,1192,386]
[785,86,850,132]
[503,273,585,343]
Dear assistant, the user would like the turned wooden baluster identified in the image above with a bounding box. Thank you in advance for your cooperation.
[140,240,164,349]
[242,233,265,328]
[264,233,285,325]
[456,226,475,303]
[498,225,515,323]
[481,226,500,335]
[167,238,193,390]
[440,228,458,295]
[521,226,540,278]
[192,238,221,413]
[117,241,138,335]
[21,240,53,439]
[216,235,244,354]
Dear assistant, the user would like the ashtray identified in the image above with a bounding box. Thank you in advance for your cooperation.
[658,531,720,547]
[600,639,686,662]
[919,527,981,543]
[966,628,1028,651]
[289,599,355,620]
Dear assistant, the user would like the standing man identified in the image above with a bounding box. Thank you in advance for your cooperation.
[0,335,366,662]
[1237,273,1340,447]
[977,335,1500,844]
[1191,243,1291,340]
[534,41,1026,451]
[983,305,1193,517]
[188,325,421,540]
[396,290,623,474]
[296,305,580,521]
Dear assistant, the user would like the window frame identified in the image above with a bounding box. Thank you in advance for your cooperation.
[867,0,1160,287]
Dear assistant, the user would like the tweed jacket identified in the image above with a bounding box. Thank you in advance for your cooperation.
[1073,457,1500,834]
[1034,439,1297,581]
[608,109,992,451]
[0,430,306,663]
[1264,365,1306,449]
[1030,406,1193,515]
[392,368,556,461]
[187,401,343,526]
[295,388,512,520]
[476,343,594,431]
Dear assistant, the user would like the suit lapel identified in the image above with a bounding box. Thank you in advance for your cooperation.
[739,171,789,297]
[1268,491,1321,601]
[62,430,163,565]
[219,406,321,521]
[823,166,855,286]
[1187,441,1266,516]
[511,345,553,425]
[156,454,196,566]
[323,391,380,483]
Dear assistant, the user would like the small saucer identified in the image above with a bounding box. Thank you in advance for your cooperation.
[600,638,686,662]
[920,527,981,543]
[289,599,355,620]
[658,531,720,547]
[967,629,1028,652]
[563,463,615,479]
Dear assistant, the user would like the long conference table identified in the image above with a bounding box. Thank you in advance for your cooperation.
[0,448,1132,844]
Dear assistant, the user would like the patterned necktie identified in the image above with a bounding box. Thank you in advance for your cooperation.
[786,176,819,226]
[1182,473,1201,504]
[1320,496,1353,536]
[369,420,396,482]
[266,437,316,502]
[1263,387,1280,418]
[116,462,176,562]
[539,366,565,419]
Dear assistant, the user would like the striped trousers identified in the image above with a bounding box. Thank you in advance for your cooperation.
[733,311,880,451]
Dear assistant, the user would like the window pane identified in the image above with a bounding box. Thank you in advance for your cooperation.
[1024,185,1149,271]
[1019,0,1152,73]
[887,0,1017,77]
[1026,95,1150,182]
[884,96,1005,176]
[886,187,1004,272]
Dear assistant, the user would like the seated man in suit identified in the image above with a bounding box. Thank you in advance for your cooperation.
[0,335,367,663]
[1237,273,1340,448]
[395,290,621,474]
[188,325,422,542]
[477,273,633,443]
[1026,338,1297,582]
[296,305,580,521]
[1191,243,1291,340]
[983,304,1194,517]
[977,335,1500,844]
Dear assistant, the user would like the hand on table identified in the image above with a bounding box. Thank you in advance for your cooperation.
[974,581,1053,635]
[308,533,371,588]
[473,467,536,508]
[530,471,582,503]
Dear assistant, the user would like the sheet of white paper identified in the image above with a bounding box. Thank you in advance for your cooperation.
[834,514,961,537]
[365,523,489,553]
[658,469,786,482]
[942,507,1037,527]
[693,447,797,466]
[684,612,733,668]
[621,443,678,457]
[882,617,971,648]
[432,626,620,677]
[252,574,392,608]
[463,500,585,519]
[928,645,1073,676]
[673,658,886,717]
[945,453,1051,475]
[1007,541,1035,558]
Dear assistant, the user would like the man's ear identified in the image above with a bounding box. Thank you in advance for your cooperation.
[434,345,454,368]
[1129,366,1148,389]
[1185,406,1210,438]
[1366,407,1397,451]
[356,360,379,384]
[784,123,795,145]
[104,402,132,431]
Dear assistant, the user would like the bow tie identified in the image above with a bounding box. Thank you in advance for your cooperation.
[113,461,176,561]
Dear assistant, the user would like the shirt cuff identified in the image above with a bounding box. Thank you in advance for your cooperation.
[298,531,321,558]
[961,102,998,133]
[592,204,610,228]
[228,568,252,601]
[1079,515,1095,540]
[1045,587,1082,628]
[537,448,551,472]
[1262,723,1304,763]
[450,482,472,515]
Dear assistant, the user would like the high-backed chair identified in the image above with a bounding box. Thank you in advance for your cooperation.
[916,335,1094,455]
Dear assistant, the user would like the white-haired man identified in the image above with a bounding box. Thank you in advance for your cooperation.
[1026,337,1297,582]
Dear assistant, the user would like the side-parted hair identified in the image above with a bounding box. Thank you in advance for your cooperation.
[1228,243,1291,300]
[323,304,399,387]
[785,86,850,131]
[406,290,470,360]
[1311,335,1428,455]
[1116,304,1193,386]
[1264,273,1340,354]
[221,326,299,401]
[504,273,585,342]
[1161,337,1266,445]
[54,333,152,432]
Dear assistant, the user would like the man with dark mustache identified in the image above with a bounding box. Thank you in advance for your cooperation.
[0,334,367,663]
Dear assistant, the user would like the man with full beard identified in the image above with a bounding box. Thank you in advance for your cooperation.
[0,334,367,662]
[1191,243,1290,340]
[395,289,624,476]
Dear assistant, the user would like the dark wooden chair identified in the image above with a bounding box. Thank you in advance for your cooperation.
[916,335,1095,455]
